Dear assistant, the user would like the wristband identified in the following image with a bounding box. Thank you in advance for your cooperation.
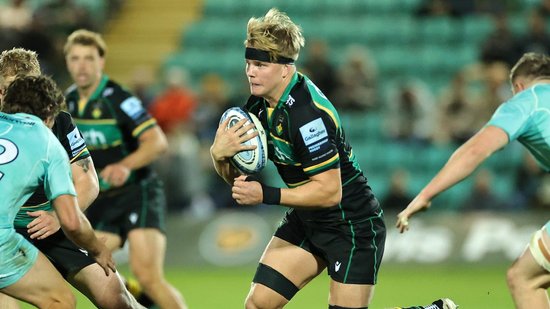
[261,184,281,205]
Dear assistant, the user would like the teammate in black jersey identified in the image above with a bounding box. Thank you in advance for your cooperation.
[64,29,186,309]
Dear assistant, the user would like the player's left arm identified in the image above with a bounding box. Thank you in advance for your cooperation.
[397,125,509,232]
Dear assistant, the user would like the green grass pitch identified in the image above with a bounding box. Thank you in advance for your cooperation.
[19,263,513,308]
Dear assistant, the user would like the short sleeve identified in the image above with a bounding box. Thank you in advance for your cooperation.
[44,135,76,201]
[292,107,339,176]
[486,92,532,142]
[116,95,157,138]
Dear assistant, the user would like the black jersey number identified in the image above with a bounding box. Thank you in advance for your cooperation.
[0,138,18,180]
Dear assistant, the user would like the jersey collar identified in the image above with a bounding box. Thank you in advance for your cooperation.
[88,74,110,101]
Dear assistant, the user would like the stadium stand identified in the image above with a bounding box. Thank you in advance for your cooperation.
[158,0,541,210]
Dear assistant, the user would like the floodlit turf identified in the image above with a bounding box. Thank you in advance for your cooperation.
[19,264,514,308]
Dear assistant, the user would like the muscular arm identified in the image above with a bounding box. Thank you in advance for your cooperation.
[417,126,509,201]
[397,126,509,232]
[280,168,342,208]
[100,126,168,187]
[232,168,342,208]
[52,194,115,274]
[71,156,98,211]
[120,126,168,170]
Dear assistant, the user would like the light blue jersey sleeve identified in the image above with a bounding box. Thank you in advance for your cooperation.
[486,84,550,171]
[43,132,76,201]
[486,89,534,142]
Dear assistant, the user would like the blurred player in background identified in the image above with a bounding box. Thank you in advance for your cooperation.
[210,8,455,309]
[0,48,143,309]
[397,52,550,309]
[0,75,115,308]
[63,29,186,309]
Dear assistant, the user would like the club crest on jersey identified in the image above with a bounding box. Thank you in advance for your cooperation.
[275,114,285,136]
[92,102,102,119]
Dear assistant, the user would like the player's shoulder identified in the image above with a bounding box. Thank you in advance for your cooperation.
[54,111,74,127]
[102,78,135,103]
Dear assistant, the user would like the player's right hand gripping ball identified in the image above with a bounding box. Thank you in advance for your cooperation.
[219,107,267,174]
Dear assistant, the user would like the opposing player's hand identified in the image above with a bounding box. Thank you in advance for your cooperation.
[396,195,432,233]
[93,239,117,276]
[27,210,61,239]
[232,175,262,205]
[100,163,131,188]
[211,118,258,161]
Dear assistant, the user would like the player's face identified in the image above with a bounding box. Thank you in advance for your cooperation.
[245,60,287,100]
[65,44,104,91]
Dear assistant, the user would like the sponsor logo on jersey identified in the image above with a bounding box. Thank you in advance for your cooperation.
[285,95,295,107]
[120,97,145,120]
[82,129,107,146]
[335,261,341,272]
[299,118,328,146]
[274,146,292,162]
[67,127,85,151]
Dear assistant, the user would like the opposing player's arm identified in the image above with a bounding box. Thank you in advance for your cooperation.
[397,125,509,232]
[211,117,257,184]
[416,125,508,201]
[52,194,115,275]
[71,156,98,211]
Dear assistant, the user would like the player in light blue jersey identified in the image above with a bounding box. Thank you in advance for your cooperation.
[0,75,115,308]
[397,52,550,309]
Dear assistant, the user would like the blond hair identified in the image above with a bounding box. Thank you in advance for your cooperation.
[510,52,550,83]
[245,8,305,62]
[64,29,107,57]
[0,48,41,79]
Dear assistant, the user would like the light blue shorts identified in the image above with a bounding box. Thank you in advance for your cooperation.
[0,229,39,289]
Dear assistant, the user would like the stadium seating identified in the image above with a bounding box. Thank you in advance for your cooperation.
[164,0,534,209]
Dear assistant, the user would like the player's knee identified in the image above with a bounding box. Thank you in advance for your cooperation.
[131,266,161,288]
[43,290,75,309]
[506,264,523,291]
[245,291,283,309]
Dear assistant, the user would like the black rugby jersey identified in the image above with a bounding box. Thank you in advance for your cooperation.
[65,75,157,190]
[244,72,381,222]
[15,111,89,227]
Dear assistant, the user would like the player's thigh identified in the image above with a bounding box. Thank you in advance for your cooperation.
[0,293,19,309]
[259,236,325,287]
[96,230,123,251]
[2,252,73,305]
[128,228,166,271]
[329,279,374,308]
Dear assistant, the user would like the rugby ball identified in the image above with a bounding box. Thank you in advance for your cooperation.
[219,107,268,174]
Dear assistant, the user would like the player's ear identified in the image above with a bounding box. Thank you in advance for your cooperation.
[282,64,289,79]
